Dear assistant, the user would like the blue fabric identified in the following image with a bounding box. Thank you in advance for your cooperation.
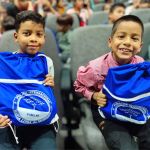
[99,62,150,124]
[0,52,58,126]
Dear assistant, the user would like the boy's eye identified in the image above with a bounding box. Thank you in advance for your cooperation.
[132,37,139,41]
[118,35,124,39]
[23,32,30,36]
[37,32,44,37]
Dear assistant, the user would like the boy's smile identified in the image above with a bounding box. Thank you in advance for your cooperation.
[14,20,45,55]
[108,21,143,64]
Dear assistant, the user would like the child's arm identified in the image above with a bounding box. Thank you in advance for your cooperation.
[74,60,105,100]
[74,65,97,100]
[0,115,11,128]
[92,91,107,107]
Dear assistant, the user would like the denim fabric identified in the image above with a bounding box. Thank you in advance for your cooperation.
[0,125,56,150]
[91,104,150,150]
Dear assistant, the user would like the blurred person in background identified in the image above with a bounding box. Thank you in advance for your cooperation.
[139,0,150,8]
[34,0,57,17]
[56,14,73,63]
[1,15,15,33]
[126,0,149,15]
[6,0,34,19]
[54,0,66,15]
[0,2,8,38]
[102,2,111,13]
[82,0,93,24]
[67,0,93,26]
[106,2,126,24]
[34,0,66,18]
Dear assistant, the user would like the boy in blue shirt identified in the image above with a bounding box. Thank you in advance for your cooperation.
[0,10,58,150]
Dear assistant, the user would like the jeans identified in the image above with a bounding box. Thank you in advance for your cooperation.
[91,103,150,150]
[0,125,57,150]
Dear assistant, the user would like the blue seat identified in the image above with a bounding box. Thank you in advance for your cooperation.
[88,11,108,25]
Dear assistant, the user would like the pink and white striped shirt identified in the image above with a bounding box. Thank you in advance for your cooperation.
[74,52,144,100]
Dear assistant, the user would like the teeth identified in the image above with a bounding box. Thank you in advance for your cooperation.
[120,48,131,52]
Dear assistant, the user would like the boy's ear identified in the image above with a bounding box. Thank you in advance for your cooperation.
[108,37,112,48]
[14,32,18,42]
[137,41,143,53]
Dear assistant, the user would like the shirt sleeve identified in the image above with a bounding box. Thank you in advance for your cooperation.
[74,63,102,100]
[46,56,54,77]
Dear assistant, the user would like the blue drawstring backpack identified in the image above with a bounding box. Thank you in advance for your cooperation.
[99,62,150,124]
[0,52,58,126]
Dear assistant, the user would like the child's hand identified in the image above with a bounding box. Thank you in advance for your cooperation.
[43,74,54,87]
[92,92,107,107]
[0,115,11,128]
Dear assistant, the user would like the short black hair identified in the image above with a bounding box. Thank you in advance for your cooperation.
[111,15,144,37]
[109,3,126,13]
[56,14,73,26]
[1,16,15,31]
[15,10,45,32]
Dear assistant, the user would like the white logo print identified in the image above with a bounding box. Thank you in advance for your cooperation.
[111,102,148,124]
[13,90,52,124]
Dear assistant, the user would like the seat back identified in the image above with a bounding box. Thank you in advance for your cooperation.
[130,8,150,23]
[88,11,108,25]
[139,23,150,60]
[0,30,19,52]
[93,3,105,12]
[70,24,112,81]
[45,15,57,32]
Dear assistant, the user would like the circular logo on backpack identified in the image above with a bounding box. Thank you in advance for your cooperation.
[13,90,52,125]
[111,102,148,124]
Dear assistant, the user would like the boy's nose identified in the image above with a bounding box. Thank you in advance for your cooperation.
[123,37,131,46]
[30,35,37,42]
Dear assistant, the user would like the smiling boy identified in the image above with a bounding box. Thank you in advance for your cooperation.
[74,15,150,150]
[0,11,57,150]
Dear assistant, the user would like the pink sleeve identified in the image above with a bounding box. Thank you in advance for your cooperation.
[137,56,144,62]
[74,65,98,100]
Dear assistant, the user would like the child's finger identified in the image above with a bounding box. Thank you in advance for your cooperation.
[97,98,107,107]
[43,77,50,83]
[0,120,10,127]
[0,116,10,127]
[44,81,55,86]
[97,92,106,99]
[98,103,106,107]
[99,98,107,102]
[44,75,53,82]
[0,115,8,123]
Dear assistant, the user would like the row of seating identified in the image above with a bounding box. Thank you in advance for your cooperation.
[45,8,150,29]
[88,8,150,25]
[0,22,150,149]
